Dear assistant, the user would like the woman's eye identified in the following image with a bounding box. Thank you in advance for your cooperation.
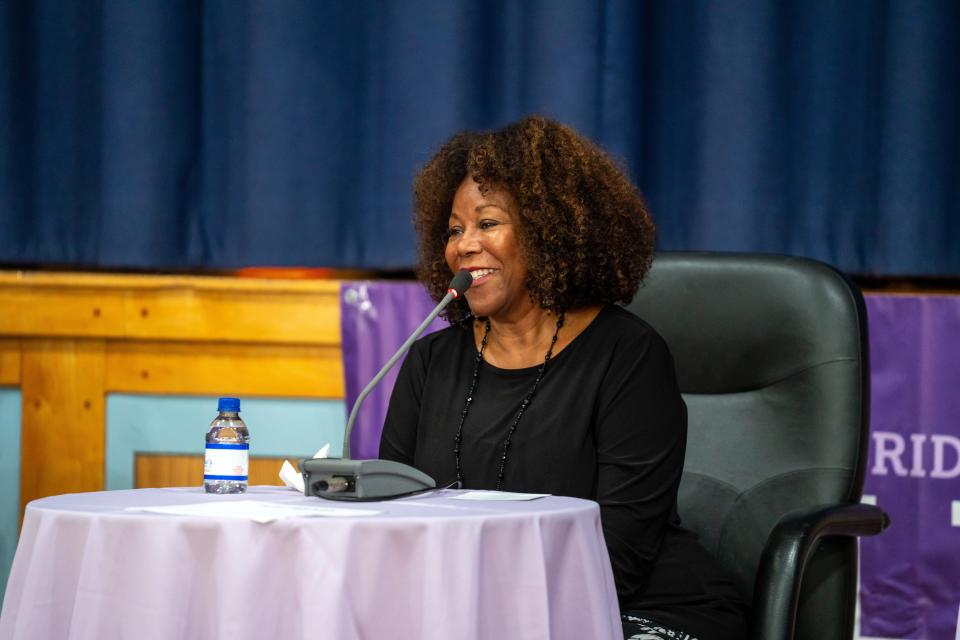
[446,227,463,239]
[479,220,498,230]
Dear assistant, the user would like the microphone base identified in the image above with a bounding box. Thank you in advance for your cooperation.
[300,458,436,500]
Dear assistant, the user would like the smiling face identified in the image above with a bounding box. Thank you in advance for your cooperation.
[444,176,532,321]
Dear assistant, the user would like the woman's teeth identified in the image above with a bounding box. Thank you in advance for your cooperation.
[470,268,495,279]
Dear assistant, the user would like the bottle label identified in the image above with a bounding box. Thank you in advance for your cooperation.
[204,443,249,481]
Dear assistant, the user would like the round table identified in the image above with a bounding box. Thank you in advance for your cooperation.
[0,486,621,640]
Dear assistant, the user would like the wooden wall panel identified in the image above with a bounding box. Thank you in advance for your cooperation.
[0,273,340,344]
[20,339,106,511]
[0,287,126,338]
[135,453,290,488]
[105,342,344,397]
[0,339,20,385]
[120,289,340,344]
[1,271,345,515]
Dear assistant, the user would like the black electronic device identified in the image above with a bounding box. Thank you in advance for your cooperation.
[301,458,437,499]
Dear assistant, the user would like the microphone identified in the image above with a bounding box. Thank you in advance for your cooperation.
[341,268,471,458]
[301,270,473,500]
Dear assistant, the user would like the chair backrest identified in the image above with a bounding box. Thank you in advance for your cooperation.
[625,252,870,639]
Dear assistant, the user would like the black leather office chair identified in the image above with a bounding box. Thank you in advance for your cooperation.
[626,252,889,640]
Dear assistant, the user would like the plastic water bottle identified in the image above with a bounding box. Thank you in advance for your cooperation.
[204,397,250,494]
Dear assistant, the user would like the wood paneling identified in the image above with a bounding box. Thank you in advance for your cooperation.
[105,341,344,397]
[0,272,341,344]
[0,339,19,385]
[0,270,345,515]
[119,288,340,344]
[0,286,127,337]
[135,453,293,488]
[20,339,106,511]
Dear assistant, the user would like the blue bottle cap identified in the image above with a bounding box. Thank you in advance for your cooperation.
[217,397,241,412]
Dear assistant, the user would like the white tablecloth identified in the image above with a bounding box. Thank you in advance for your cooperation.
[0,486,621,640]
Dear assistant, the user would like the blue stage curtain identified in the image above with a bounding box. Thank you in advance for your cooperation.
[0,0,957,274]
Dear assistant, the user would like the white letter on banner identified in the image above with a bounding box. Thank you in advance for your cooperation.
[871,432,908,477]
[910,433,928,478]
[931,435,960,479]
[955,598,960,640]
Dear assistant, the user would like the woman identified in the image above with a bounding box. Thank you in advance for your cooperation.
[380,116,747,640]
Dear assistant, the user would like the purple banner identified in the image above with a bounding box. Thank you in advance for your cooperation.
[860,295,960,640]
[340,283,960,639]
[340,282,444,460]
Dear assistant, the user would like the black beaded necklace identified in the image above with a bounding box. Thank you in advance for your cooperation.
[453,313,565,489]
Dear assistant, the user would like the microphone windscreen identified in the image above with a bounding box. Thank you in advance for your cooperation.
[448,270,473,298]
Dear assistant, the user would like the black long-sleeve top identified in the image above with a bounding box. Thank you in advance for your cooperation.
[380,305,746,639]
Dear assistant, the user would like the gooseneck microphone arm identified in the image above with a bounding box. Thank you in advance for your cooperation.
[301,271,471,500]
[341,270,473,459]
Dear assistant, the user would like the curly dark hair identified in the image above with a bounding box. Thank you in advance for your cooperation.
[413,115,656,324]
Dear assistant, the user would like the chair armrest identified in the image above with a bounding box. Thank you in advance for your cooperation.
[752,502,890,640]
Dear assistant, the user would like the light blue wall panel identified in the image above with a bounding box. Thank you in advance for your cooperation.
[0,389,21,606]
[106,394,345,490]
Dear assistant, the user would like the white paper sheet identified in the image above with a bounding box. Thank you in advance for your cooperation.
[279,444,331,493]
[126,500,380,524]
[450,491,551,501]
